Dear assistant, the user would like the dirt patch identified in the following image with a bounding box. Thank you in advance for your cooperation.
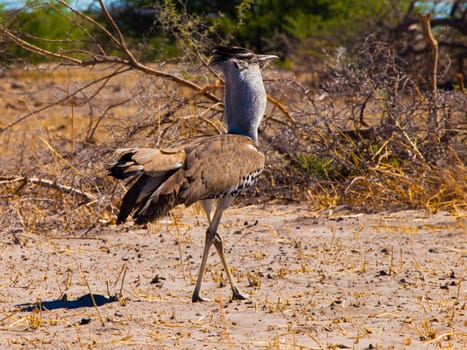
[1,205,465,349]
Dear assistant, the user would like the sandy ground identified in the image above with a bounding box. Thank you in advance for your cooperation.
[0,205,466,349]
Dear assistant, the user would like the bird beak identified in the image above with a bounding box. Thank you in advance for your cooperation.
[258,54,278,62]
[257,54,278,67]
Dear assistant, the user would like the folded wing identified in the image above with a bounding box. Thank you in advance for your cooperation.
[108,134,264,224]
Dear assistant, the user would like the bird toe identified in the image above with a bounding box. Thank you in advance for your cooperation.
[192,293,210,303]
[232,288,248,301]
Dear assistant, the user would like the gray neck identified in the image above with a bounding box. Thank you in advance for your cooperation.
[222,63,266,143]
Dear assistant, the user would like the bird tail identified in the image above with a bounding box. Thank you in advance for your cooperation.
[116,175,153,224]
[132,171,185,224]
[107,149,148,180]
[107,148,183,224]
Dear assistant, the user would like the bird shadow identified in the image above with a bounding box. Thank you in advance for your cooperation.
[16,293,118,312]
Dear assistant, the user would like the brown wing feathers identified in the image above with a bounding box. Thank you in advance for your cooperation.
[116,174,153,224]
[108,134,264,225]
[133,170,185,224]
[108,147,185,224]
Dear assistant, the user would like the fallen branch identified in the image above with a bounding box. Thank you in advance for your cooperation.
[0,176,97,202]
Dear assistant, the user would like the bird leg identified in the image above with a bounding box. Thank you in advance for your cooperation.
[192,226,216,302]
[213,233,248,300]
[200,199,214,224]
[192,197,240,302]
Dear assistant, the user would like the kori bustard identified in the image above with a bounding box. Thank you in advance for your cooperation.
[108,46,277,302]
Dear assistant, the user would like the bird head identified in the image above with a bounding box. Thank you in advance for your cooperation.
[209,46,277,70]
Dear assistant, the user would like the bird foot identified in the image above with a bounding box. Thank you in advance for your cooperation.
[192,293,209,303]
[232,288,248,301]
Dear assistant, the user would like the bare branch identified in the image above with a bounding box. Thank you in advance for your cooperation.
[56,0,121,47]
[86,94,138,142]
[1,27,82,64]
[1,4,221,104]
[419,13,439,93]
[267,94,296,126]
[97,0,136,64]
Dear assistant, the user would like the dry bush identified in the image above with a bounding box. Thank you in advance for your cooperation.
[261,37,466,213]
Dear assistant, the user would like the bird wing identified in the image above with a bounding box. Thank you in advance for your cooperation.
[109,134,264,224]
[109,147,186,178]
[108,139,206,223]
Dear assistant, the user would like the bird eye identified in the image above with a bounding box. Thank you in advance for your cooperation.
[232,60,247,70]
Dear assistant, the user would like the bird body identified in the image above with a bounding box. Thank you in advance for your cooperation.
[108,46,277,302]
[109,134,264,224]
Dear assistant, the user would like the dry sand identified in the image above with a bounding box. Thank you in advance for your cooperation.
[0,205,465,349]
